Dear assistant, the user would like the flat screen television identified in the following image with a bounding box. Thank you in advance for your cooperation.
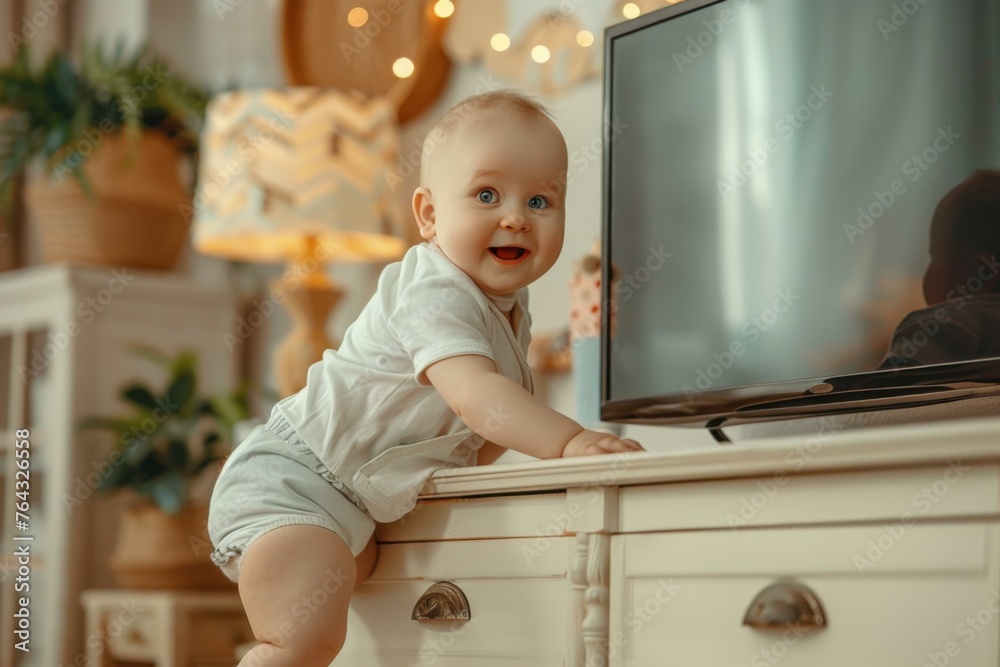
[601,0,1000,434]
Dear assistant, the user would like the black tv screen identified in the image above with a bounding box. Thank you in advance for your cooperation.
[601,0,1000,427]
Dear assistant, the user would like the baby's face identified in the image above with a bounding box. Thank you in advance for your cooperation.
[417,109,568,296]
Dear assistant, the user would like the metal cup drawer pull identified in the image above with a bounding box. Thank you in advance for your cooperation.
[411,581,471,621]
[742,581,827,631]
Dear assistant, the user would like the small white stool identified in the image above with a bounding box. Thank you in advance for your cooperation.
[81,589,253,667]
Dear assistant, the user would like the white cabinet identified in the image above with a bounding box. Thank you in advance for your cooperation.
[350,416,1000,666]
[0,264,236,667]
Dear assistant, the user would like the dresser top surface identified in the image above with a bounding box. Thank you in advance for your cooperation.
[422,415,1000,499]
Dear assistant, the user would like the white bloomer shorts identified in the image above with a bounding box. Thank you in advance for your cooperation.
[207,412,376,584]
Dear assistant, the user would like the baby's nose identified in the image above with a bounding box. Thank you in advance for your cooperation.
[500,214,530,231]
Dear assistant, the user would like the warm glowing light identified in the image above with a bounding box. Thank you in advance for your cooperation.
[433,0,455,18]
[622,2,641,18]
[531,45,551,63]
[392,57,415,78]
[347,7,368,26]
[491,33,511,52]
[577,30,594,47]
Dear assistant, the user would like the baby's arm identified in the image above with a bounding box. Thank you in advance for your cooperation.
[425,354,643,459]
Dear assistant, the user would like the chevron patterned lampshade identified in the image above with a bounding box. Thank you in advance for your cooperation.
[191,87,407,263]
[191,88,409,397]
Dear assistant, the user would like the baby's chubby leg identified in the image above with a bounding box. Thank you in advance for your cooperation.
[236,525,371,667]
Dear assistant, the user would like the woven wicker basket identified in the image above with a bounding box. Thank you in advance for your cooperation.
[25,131,191,271]
[111,502,234,590]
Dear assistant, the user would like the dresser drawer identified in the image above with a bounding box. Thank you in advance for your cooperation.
[335,537,574,666]
[610,522,1000,667]
[618,462,1000,532]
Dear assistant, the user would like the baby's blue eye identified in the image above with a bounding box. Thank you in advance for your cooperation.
[477,189,498,204]
[528,195,550,210]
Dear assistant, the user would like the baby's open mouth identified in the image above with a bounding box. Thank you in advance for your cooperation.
[489,246,528,260]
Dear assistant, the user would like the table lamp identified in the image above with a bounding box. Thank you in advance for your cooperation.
[191,88,407,397]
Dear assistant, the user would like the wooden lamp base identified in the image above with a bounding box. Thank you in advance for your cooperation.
[271,271,344,398]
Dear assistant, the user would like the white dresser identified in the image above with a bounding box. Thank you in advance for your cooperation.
[338,416,1000,666]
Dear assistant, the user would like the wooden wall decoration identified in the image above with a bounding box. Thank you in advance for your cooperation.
[444,2,599,96]
[442,0,690,96]
[281,0,453,125]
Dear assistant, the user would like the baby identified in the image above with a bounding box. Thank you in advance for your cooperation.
[878,169,1000,369]
[208,90,643,666]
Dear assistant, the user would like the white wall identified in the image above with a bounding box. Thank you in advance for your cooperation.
[75,0,147,51]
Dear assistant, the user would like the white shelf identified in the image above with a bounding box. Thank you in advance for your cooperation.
[0,264,237,667]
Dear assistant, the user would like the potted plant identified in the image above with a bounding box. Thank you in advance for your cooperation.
[0,43,209,270]
[79,344,249,589]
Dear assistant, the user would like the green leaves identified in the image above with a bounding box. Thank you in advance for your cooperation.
[77,347,250,514]
[166,439,190,469]
[165,369,195,411]
[121,385,158,410]
[0,41,209,201]
[136,471,186,515]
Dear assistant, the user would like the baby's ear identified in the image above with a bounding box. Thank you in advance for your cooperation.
[412,187,436,240]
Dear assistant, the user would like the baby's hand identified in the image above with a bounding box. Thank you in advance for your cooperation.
[561,429,644,458]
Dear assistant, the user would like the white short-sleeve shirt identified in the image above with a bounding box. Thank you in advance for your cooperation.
[272,241,534,522]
